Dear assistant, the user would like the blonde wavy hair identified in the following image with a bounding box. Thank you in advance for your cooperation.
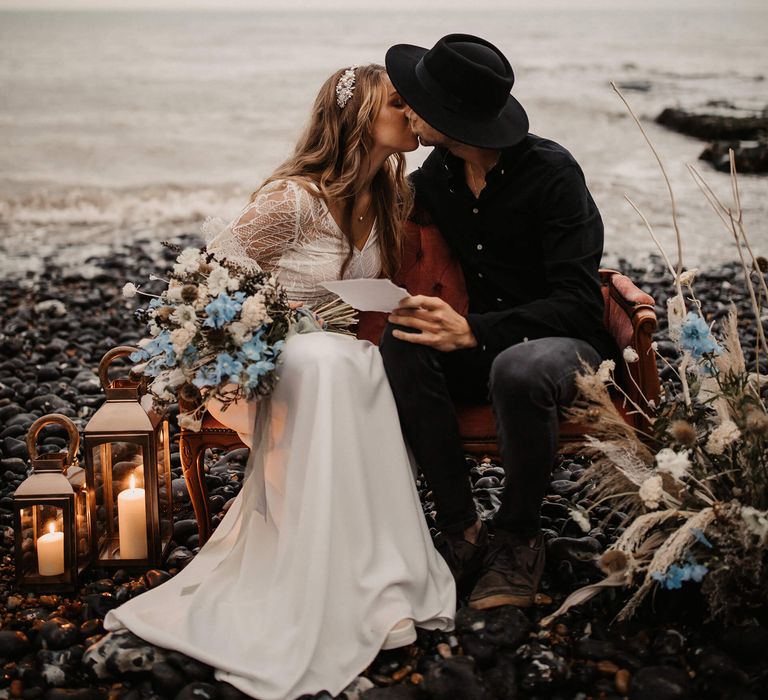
[251,63,413,278]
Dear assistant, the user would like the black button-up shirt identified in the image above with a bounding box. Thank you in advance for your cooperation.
[410,134,617,360]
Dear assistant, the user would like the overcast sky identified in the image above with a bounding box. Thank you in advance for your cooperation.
[1,0,765,9]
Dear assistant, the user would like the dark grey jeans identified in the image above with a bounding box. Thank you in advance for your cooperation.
[379,326,601,538]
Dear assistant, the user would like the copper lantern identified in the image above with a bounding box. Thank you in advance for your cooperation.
[13,414,90,592]
[83,346,173,568]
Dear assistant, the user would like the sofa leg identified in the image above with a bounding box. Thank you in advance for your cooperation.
[180,438,212,546]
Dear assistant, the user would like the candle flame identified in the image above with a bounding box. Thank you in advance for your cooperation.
[47,522,55,535]
[129,473,136,491]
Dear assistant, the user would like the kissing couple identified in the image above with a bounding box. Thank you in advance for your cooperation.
[105,33,615,700]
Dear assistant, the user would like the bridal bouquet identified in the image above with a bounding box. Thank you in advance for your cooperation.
[124,245,293,431]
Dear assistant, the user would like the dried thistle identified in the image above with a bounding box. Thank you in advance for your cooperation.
[669,419,697,446]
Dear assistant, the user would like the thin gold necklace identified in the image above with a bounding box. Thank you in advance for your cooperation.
[355,196,372,222]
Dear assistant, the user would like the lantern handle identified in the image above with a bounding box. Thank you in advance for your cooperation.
[26,413,80,466]
[98,346,140,391]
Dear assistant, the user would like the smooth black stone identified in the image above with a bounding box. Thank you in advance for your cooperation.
[361,688,422,699]
[174,682,218,700]
[0,630,30,659]
[455,606,529,650]
[171,479,189,503]
[208,495,226,514]
[143,569,172,589]
[80,619,103,638]
[83,593,118,620]
[422,656,488,700]
[172,519,198,542]
[479,653,517,700]
[150,661,187,696]
[3,437,28,459]
[652,629,685,656]
[460,633,498,668]
[549,479,580,497]
[38,618,80,650]
[166,547,194,571]
[629,666,690,700]
[164,651,213,683]
[718,625,768,665]
[45,689,107,700]
[692,650,749,686]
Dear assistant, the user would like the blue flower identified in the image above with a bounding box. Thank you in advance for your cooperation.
[182,344,198,364]
[684,562,709,583]
[679,312,721,359]
[216,353,244,382]
[192,363,222,388]
[245,359,275,389]
[652,559,709,590]
[691,528,714,549]
[204,293,243,329]
[241,333,268,361]
[652,564,685,590]
[130,348,149,363]
[149,298,163,309]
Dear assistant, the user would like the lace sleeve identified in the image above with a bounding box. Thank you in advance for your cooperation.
[206,179,316,272]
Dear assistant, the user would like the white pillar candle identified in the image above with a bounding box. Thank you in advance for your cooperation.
[118,473,148,560]
[37,523,65,576]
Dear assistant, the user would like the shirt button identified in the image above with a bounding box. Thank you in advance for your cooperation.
[477,272,483,278]
[496,297,502,302]
[476,244,483,251]
[500,169,505,175]
[472,207,479,214]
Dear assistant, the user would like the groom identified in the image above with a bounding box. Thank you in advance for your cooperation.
[381,34,617,609]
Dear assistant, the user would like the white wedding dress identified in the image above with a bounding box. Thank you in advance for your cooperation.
[104,178,456,700]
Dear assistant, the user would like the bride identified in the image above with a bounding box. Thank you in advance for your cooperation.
[104,64,456,700]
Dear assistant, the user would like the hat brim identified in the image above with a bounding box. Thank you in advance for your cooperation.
[385,43,529,150]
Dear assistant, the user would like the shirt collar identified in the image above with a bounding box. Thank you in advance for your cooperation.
[435,142,525,183]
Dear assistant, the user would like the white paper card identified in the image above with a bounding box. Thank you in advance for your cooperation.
[320,279,410,313]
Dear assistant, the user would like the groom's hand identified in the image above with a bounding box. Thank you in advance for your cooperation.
[389,295,478,352]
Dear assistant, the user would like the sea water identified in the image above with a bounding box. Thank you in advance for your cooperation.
[0,7,766,276]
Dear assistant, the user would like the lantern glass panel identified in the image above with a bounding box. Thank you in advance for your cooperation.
[17,505,72,586]
[156,422,173,548]
[91,441,147,560]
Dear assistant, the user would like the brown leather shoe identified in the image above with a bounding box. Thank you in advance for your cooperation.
[468,531,545,609]
[434,521,489,590]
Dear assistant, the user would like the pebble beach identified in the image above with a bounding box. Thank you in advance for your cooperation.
[0,235,767,700]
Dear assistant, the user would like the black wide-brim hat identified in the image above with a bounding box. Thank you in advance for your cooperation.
[386,34,528,149]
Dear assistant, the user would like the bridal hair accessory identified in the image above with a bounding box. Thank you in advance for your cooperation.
[335,66,357,109]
